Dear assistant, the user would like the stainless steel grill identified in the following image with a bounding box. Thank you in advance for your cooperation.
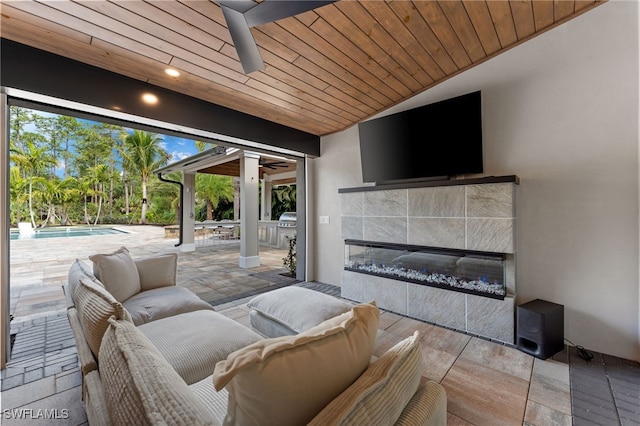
[278,212,297,228]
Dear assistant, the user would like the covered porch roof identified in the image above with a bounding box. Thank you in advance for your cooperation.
[155,145,298,185]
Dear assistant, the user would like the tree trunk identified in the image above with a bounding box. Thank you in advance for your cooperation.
[28,180,36,228]
[140,178,148,224]
[84,198,90,225]
[94,196,102,226]
[123,170,130,215]
[206,200,213,221]
[109,174,114,217]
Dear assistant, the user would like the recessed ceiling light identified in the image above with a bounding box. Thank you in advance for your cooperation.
[142,93,158,105]
[164,68,181,77]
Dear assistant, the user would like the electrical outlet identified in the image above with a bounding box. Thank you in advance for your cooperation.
[319,215,330,224]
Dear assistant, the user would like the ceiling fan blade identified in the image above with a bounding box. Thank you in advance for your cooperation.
[219,0,336,74]
[245,0,337,27]
[220,4,265,73]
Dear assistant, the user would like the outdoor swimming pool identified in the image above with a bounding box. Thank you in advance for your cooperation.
[10,226,129,240]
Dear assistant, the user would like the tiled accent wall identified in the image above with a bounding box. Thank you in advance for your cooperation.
[341,182,516,254]
[342,270,515,344]
[340,180,518,344]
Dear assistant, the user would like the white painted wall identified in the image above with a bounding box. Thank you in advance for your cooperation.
[309,1,640,361]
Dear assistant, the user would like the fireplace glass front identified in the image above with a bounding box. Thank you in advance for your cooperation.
[344,240,506,299]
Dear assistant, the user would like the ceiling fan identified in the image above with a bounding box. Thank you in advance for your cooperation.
[259,158,290,170]
[219,0,337,74]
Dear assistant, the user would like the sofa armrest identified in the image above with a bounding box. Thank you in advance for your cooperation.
[84,370,112,426]
[134,253,178,291]
[395,379,447,426]
[67,307,98,376]
[62,283,75,309]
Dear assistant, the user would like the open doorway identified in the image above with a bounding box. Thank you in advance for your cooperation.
[3,101,305,365]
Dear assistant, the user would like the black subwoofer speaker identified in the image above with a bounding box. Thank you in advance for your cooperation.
[517,299,564,359]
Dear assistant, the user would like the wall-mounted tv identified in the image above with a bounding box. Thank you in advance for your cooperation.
[358,91,483,184]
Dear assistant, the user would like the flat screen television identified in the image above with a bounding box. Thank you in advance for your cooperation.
[358,91,483,184]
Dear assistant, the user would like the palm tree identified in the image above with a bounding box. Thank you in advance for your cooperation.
[196,174,234,221]
[85,164,110,225]
[10,139,57,228]
[121,130,169,224]
[75,178,93,225]
[9,166,28,225]
[148,171,182,224]
[32,176,76,226]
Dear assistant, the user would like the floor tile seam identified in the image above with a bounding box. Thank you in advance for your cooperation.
[530,369,572,393]
[526,391,572,417]
[605,370,631,426]
[525,365,560,419]
[451,352,533,389]
[439,335,474,386]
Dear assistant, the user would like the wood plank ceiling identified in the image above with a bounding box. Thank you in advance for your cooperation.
[1,1,605,137]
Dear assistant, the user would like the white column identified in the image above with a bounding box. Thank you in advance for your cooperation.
[239,152,260,268]
[260,175,273,221]
[181,172,197,252]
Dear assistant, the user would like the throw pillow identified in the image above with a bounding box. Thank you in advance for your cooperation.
[66,259,102,307]
[308,331,423,425]
[89,246,141,302]
[135,253,178,291]
[212,302,379,426]
[99,317,214,425]
[73,277,132,357]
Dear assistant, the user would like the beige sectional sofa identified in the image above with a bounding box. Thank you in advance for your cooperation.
[65,247,447,425]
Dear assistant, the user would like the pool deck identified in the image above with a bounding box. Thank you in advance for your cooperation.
[9,224,289,320]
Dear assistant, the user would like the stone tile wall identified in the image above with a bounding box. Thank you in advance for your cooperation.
[341,182,516,254]
[340,180,518,344]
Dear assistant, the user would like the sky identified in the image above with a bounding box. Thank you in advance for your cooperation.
[158,134,201,162]
[21,108,204,174]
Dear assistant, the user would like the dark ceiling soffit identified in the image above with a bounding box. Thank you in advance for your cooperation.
[0,39,320,157]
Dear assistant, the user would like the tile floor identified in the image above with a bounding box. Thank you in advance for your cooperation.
[2,225,639,425]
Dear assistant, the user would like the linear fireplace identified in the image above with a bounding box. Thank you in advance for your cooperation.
[339,176,519,344]
[345,240,506,300]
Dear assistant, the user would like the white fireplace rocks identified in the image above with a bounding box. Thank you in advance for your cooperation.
[339,176,519,344]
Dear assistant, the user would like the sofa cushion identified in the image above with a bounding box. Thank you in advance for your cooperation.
[89,246,141,302]
[123,286,214,326]
[189,376,229,425]
[135,253,178,291]
[247,286,353,335]
[73,277,132,357]
[99,317,216,426]
[308,331,423,426]
[139,310,262,385]
[212,302,379,426]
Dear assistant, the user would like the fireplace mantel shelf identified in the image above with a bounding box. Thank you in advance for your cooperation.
[338,175,519,193]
